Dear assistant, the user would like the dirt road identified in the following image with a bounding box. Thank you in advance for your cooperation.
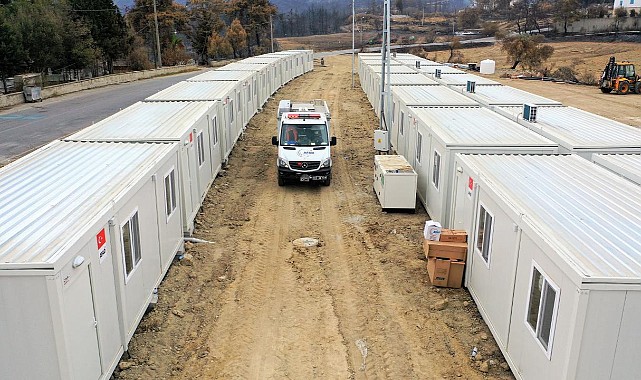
[115,55,513,380]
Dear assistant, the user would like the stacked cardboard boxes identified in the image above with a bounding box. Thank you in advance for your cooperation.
[424,229,468,288]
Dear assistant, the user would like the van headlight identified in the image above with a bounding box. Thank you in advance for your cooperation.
[321,158,332,168]
[278,157,289,168]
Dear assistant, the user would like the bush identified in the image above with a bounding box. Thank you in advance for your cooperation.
[552,66,578,82]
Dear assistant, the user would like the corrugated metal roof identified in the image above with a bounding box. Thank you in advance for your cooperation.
[370,65,417,74]
[241,56,283,63]
[393,57,440,66]
[216,63,268,71]
[469,85,561,105]
[593,154,641,185]
[436,73,500,85]
[388,73,439,86]
[460,154,641,281]
[189,70,255,81]
[145,81,237,101]
[66,101,215,141]
[411,106,557,147]
[0,141,177,268]
[392,85,479,106]
[498,106,641,149]
[416,65,466,74]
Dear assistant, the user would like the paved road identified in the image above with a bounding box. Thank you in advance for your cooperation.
[0,69,205,164]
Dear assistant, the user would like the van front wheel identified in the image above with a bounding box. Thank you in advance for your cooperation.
[278,176,285,186]
[322,173,331,186]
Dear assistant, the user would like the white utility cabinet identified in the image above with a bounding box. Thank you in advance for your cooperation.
[373,155,417,210]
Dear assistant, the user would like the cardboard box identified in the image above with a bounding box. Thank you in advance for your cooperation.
[439,229,467,243]
[427,258,465,288]
[423,239,468,261]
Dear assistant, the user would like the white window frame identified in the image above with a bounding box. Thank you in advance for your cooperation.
[164,167,177,220]
[400,111,405,135]
[474,202,494,268]
[236,92,241,115]
[416,132,423,164]
[525,261,560,359]
[432,150,441,190]
[121,209,142,283]
[196,131,205,167]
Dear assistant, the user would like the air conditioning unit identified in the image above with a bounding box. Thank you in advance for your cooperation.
[466,81,476,93]
[435,68,442,78]
[523,103,537,122]
[416,61,421,69]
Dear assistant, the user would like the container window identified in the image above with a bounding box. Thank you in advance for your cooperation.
[237,92,241,114]
[392,102,396,124]
[432,150,441,189]
[164,169,177,218]
[122,211,142,280]
[475,204,493,265]
[400,111,405,135]
[416,132,423,163]
[526,263,559,358]
[230,100,234,123]
[197,131,205,167]
[212,116,218,145]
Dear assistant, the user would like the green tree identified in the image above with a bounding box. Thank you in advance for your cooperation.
[227,0,276,55]
[187,0,227,64]
[0,6,26,93]
[68,0,130,73]
[501,34,554,70]
[226,18,247,58]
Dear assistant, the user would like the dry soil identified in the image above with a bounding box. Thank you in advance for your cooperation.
[114,54,515,380]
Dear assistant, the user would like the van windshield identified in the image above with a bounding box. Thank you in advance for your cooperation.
[280,124,329,147]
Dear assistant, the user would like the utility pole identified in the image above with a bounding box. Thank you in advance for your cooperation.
[379,0,391,152]
[270,14,274,53]
[422,5,425,26]
[152,0,162,68]
[352,0,355,88]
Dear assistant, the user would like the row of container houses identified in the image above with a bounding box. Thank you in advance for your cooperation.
[359,52,641,380]
[0,50,313,380]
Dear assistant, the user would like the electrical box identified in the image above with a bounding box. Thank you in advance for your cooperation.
[373,155,417,210]
[374,130,389,151]
[523,103,537,122]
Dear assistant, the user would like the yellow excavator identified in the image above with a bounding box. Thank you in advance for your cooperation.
[600,56,640,94]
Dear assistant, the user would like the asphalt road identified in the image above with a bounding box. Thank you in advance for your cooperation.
[0,68,205,164]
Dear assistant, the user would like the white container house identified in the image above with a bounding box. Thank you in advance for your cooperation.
[450,154,641,380]
[215,62,278,98]
[145,81,245,159]
[65,101,222,234]
[0,140,182,380]
[592,153,641,184]
[497,105,641,157]
[390,85,478,153]
[435,73,500,86]
[407,106,558,225]
[462,84,562,106]
[187,70,262,114]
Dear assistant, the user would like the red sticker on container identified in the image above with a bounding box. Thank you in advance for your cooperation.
[468,177,474,190]
[96,229,106,249]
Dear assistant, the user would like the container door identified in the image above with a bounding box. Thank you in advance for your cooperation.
[63,266,101,379]
[209,114,222,176]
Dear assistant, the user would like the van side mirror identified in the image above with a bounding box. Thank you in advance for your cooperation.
[330,136,337,146]
[272,136,278,145]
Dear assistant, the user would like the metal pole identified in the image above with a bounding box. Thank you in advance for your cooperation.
[270,14,274,53]
[379,0,391,153]
[152,0,162,68]
[352,0,355,88]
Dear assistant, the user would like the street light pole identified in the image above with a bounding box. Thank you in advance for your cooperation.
[352,0,355,88]
[152,0,162,68]
[270,14,274,53]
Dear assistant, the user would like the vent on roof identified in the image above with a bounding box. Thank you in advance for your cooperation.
[416,60,421,69]
[435,68,441,78]
[466,81,476,93]
[523,103,537,123]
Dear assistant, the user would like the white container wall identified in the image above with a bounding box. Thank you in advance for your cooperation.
[450,154,641,380]
[0,141,182,380]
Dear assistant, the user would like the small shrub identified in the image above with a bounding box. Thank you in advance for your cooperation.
[552,66,578,82]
